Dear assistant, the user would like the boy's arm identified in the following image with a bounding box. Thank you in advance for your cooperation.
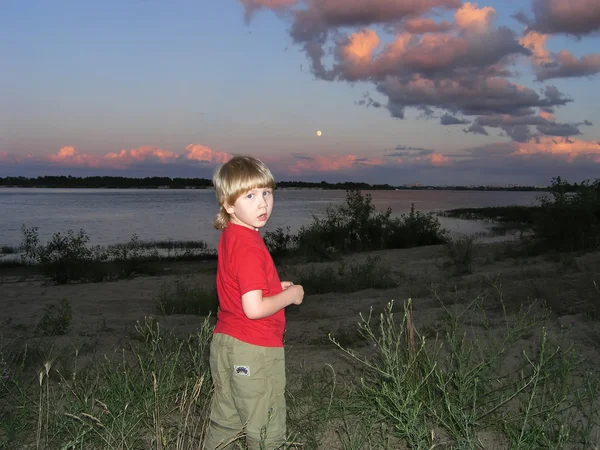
[242,285,304,320]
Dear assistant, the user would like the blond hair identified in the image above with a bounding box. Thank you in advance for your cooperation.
[212,155,275,229]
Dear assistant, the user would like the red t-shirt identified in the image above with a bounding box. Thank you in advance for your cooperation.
[214,222,285,347]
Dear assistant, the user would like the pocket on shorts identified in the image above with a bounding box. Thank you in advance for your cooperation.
[230,346,267,399]
[265,350,286,396]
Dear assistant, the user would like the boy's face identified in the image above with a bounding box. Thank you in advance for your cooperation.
[225,187,274,230]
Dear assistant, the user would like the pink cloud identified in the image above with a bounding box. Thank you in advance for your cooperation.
[103,145,180,168]
[184,144,230,163]
[287,154,385,175]
[521,30,600,81]
[1,144,231,171]
[513,136,600,162]
[430,153,451,166]
[519,31,550,63]
[454,2,496,32]
[48,146,98,167]
[402,18,453,34]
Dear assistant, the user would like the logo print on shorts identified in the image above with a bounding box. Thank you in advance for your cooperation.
[234,365,250,376]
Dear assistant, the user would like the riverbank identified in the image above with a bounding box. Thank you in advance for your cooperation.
[2,240,600,448]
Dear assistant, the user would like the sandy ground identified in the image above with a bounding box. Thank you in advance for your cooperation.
[2,240,600,447]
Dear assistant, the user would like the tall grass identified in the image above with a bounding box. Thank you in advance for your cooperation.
[330,295,600,449]
[2,291,599,449]
[1,317,214,449]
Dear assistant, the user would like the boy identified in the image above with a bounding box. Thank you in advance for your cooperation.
[204,155,304,450]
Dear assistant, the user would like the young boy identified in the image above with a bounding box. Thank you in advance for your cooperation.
[203,155,304,450]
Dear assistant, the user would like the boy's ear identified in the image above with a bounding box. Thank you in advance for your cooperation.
[224,202,235,215]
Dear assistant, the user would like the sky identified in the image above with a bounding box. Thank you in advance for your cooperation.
[1,0,600,186]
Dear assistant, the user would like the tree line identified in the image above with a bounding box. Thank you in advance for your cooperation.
[0,175,549,191]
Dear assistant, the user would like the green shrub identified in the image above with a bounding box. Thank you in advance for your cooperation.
[265,190,447,260]
[157,280,218,315]
[534,177,600,251]
[20,227,166,284]
[21,226,96,284]
[35,298,72,336]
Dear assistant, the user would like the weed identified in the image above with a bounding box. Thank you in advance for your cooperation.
[297,256,396,294]
[446,234,475,274]
[35,298,72,336]
[157,279,218,315]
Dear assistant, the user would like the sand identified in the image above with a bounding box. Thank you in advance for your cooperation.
[2,240,600,447]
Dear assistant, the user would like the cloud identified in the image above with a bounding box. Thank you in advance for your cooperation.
[463,112,588,141]
[289,0,461,43]
[513,136,600,161]
[1,144,230,173]
[379,75,569,119]
[240,0,296,22]
[287,153,385,174]
[240,0,599,138]
[102,146,180,168]
[402,18,453,34]
[454,2,496,32]
[387,145,434,157]
[536,50,600,81]
[539,109,555,121]
[440,114,470,125]
[184,144,230,163]
[430,153,451,165]
[529,0,600,35]
[536,122,582,136]
[520,31,600,81]
[49,146,99,167]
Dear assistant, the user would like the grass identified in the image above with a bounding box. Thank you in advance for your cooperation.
[330,295,600,449]
[35,298,72,336]
[445,234,476,274]
[296,256,397,295]
[156,279,218,316]
[1,317,215,449]
[2,284,600,449]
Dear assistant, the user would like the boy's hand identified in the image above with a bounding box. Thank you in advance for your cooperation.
[281,281,294,290]
[287,284,304,305]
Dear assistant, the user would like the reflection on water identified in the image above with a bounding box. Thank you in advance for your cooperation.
[0,188,541,249]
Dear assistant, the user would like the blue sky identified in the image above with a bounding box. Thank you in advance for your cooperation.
[1,0,600,185]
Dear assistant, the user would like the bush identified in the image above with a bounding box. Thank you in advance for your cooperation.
[446,234,475,274]
[265,190,447,260]
[20,227,163,284]
[534,177,600,251]
[35,298,72,336]
[21,226,96,284]
[1,245,16,255]
[157,280,218,315]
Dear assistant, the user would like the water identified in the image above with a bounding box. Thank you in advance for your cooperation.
[0,188,542,250]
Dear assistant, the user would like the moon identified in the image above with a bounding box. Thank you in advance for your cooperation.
[316,130,322,137]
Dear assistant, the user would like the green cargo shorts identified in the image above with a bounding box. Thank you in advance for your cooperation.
[203,333,286,450]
